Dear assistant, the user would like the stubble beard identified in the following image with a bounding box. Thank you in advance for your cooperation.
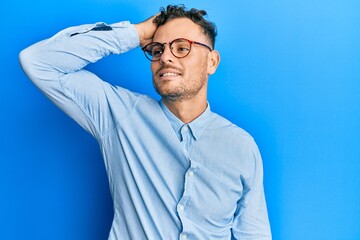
[153,72,208,103]
[153,62,209,102]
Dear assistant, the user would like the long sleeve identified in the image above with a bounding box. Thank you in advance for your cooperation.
[19,21,141,139]
[231,143,272,239]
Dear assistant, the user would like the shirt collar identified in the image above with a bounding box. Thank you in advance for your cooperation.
[159,100,212,141]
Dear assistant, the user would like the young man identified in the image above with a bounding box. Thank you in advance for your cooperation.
[20,5,271,240]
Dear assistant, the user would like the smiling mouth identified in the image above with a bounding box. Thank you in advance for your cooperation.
[160,72,181,77]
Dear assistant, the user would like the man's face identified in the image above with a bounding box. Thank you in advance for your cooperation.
[151,18,216,102]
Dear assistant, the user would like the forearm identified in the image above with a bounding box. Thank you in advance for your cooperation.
[19,21,139,86]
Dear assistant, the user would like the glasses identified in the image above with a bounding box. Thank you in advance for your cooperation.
[142,38,212,61]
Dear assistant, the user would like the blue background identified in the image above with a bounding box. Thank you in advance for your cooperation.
[1,0,360,239]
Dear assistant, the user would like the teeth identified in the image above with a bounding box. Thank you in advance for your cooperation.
[162,72,179,77]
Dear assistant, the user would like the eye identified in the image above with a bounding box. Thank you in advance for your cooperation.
[152,49,163,57]
[151,46,164,57]
[178,46,190,52]
[174,43,190,54]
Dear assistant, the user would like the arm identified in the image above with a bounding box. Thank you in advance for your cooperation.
[19,17,157,139]
[232,144,272,239]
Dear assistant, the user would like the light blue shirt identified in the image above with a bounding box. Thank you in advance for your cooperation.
[20,21,271,240]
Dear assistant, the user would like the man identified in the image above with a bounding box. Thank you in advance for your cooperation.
[20,4,271,240]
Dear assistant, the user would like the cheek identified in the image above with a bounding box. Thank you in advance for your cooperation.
[150,63,158,76]
[185,58,205,73]
[191,58,208,76]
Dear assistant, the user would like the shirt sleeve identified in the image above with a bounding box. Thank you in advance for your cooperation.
[19,21,141,139]
[231,143,272,240]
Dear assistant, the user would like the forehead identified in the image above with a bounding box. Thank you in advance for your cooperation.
[153,18,205,43]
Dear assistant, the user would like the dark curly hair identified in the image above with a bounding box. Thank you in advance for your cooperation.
[153,4,217,48]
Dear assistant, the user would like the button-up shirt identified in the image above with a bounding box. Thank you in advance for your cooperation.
[20,21,271,239]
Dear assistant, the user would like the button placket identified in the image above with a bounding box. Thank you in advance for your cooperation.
[176,163,195,234]
[186,162,198,179]
[184,160,196,193]
[180,125,192,154]
[177,197,189,215]
[177,149,197,240]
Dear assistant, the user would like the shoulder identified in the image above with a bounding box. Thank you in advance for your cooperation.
[207,112,261,167]
[209,112,256,146]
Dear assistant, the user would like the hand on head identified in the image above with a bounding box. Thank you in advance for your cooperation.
[134,14,159,47]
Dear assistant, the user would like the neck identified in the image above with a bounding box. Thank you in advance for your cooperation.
[162,96,208,123]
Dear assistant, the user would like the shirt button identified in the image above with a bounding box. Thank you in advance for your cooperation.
[178,204,185,212]
[183,125,189,132]
[180,233,188,240]
[188,170,194,177]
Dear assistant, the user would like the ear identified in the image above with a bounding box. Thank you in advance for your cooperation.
[207,50,220,75]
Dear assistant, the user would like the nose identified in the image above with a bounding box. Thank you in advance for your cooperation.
[159,44,175,64]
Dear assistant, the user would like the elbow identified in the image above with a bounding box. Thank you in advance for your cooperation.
[19,45,63,94]
[19,48,28,70]
[19,47,36,80]
[19,45,47,85]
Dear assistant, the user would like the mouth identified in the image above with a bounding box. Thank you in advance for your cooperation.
[160,72,181,77]
[156,68,182,80]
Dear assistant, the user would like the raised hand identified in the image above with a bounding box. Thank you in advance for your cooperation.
[134,15,158,47]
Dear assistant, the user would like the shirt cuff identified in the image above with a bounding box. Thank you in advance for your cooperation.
[110,21,140,50]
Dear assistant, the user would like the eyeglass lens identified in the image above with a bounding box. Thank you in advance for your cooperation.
[145,39,192,61]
